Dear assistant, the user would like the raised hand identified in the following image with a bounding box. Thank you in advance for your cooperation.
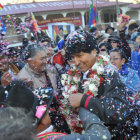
[1,71,12,87]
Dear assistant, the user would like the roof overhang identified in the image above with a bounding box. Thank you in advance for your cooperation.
[0,0,131,16]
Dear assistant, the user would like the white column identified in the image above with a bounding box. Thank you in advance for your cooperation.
[98,10,102,24]
[19,17,25,22]
[62,12,67,18]
[138,11,140,20]
[42,14,47,20]
[110,22,114,27]
[81,11,85,28]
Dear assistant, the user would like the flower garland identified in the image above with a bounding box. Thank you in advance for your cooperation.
[117,14,130,25]
[61,65,82,98]
[60,55,110,133]
[60,65,83,133]
[61,55,109,97]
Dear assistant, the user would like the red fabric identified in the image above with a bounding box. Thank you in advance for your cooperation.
[86,91,94,96]
[84,95,92,109]
[53,52,65,66]
[99,76,104,85]
[0,4,3,9]
[54,25,59,34]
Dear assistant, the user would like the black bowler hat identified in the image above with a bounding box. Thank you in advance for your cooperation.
[105,26,114,33]
[108,35,120,43]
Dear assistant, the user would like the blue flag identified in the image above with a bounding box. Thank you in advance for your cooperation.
[88,0,98,28]
[0,17,6,35]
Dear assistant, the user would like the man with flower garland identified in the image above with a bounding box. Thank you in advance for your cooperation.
[63,29,131,139]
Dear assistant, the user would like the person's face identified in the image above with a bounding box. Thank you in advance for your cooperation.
[28,50,47,73]
[135,36,140,46]
[40,42,53,58]
[71,50,96,72]
[129,28,138,35]
[45,43,53,58]
[100,46,107,55]
[0,55,9,72]
[40,41,48,46]
[59,29,63,35]
[110,52,125,69]
[132,28,138,34]
[129,43,135,50]
[107,29,113,35]
[95,30,101,38]
[110,41,118,48]
[60,49,65,57]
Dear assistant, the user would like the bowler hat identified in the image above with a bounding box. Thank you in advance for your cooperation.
[108,35,120,43]
[105,26,114,33]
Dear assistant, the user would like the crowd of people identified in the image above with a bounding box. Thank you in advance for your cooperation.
[0,18,140,140]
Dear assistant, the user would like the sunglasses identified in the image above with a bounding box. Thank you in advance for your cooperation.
[110,41,118,43]
[110,58,121,61]
[100,49,107,52]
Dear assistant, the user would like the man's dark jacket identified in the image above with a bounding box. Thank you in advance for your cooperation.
[80,65,130,138]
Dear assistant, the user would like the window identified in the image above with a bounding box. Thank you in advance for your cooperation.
[104,13,109,23]
[104,13,117,23]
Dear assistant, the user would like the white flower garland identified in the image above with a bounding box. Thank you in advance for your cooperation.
[60,54,110,133]
[61,54,110,97]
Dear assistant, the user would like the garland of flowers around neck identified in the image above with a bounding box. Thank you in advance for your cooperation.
[60,55,109,133]
[61,55,109,97]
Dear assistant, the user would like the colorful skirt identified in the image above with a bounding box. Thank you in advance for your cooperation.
[37,132,67,140]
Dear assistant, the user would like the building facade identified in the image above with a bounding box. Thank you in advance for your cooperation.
[1,0,139,27]
[0,0,140,44]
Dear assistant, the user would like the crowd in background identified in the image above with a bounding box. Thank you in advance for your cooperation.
[0,19,139,140]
